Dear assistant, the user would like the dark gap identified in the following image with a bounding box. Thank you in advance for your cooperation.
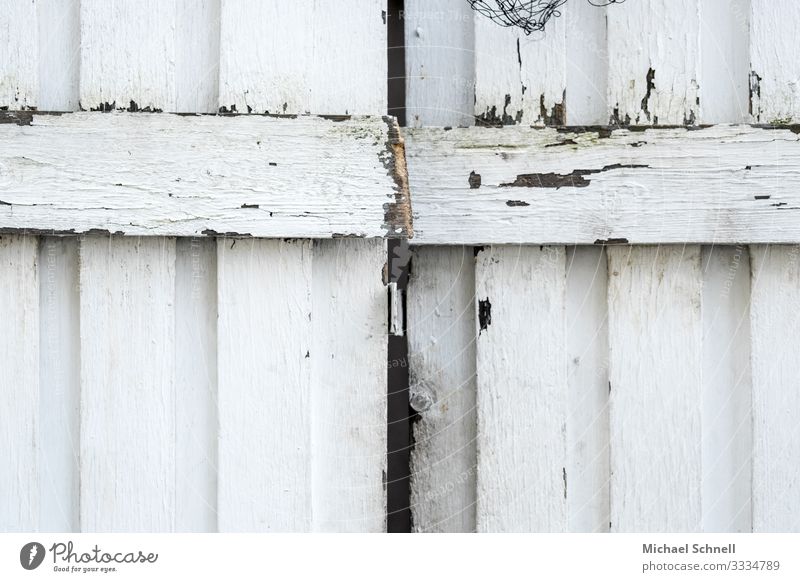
[387,238,412,533]
[387,0,406,127]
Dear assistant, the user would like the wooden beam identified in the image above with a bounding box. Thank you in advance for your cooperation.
[406,124,800,244]
[0,112,410,239]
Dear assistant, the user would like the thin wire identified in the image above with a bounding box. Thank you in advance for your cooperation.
[468,0,624,35]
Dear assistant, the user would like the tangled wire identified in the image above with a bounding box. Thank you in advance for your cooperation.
[468,0,624,34]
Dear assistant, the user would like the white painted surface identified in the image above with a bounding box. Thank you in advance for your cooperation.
[699,0,749,124]
[0,113,409,238]
[39,237,80,532]
[80,0,177,111]
[405,125,800,245]
[0,0,38,109]
[749,1,800,123]
[565,246,609,533]
[607,0,700,125]
[607,246,703,532]
[750,245,800,532]
[474,7,566,125]
[176,0,221,114]
[311,239,387,532]
[408,246,477,533]
[175,238,218,532]
[218,0,386,115]
[701,245,752,533]
[80,236,176,532]
[565,2,607,126]
[405,0,474,128]
[37,0,80,111]
[475,245,567,532]
[0,235,39,531]
[216,239,313,532]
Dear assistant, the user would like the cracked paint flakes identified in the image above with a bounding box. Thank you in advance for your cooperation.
[607,0,700,126]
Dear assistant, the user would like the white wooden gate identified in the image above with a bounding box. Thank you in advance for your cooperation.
[405,0,800,533]
[2,0,800,534]
[0,0,396,533]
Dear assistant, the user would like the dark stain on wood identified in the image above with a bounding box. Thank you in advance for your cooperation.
[501,164,649,189]
[476,94,523,127]
[241,203,260,209]
[478,298,492,334]
[469,171,482,189]
[201,229,252,237]
[540,91,566,126]
[506,200,530,207]
[749,71,762,120]
[755,195,771,200]
[594,237,630,245]
[545,138,577,148]
[641,68,655,122]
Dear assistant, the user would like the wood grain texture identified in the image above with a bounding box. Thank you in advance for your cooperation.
[474,6,566,126]
[0,112,410,238]
[37,0,80,111]
[405,124,800,244]
[0,235,39,531]
[39,237,80,532]
[565,246,609,532]
[607,246,703,532]
[701,246,752,532]
[175,238,218,532]
[80,236,176,532]
[749,0,800,124]
[216,239,313,532]
[405,0,474,128]
[218,0,386,115]
[750,245,800,532]
[475,245,567,532]
[80,0,177,111]
[408,246,477,532]
[0,0,38,109]
[607,0,700,125]
[311,239,387,532]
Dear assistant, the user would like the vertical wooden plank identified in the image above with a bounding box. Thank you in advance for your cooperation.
[0,236,39,531]
[607,246,702,532]
[0,0,38,109]
[216,238,313,532]
[607,0,700,125]
[218,0,386,115]
[37,0,80,111]
[79,236,176,532]
[749,1,800,123]
[407,246,477,532]
[80,0,177,111]
[475,245,567,532]
[176,0,221,113]
[39,237,80,532]
[750,245,800,532]
[311,239,387,532]
[175,238,217,532]
[405,0,475,127]
[565,247,609,532]
[701,246,752,532]
[474,10,566,125]
[699,0,749,124]
[565,2,608,125]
